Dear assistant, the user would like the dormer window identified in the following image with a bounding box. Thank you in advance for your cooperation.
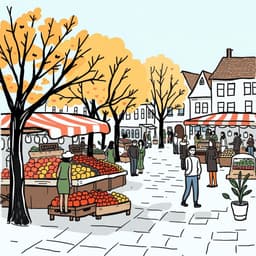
[199,77,204,85]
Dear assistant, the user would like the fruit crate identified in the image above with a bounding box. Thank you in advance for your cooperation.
[219,157,232,167]
[28,150,64,159]
[48,203,96,221]
[94,201,131,220]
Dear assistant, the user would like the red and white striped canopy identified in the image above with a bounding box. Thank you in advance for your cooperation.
[184,113,256,126]
[0,113,110,138]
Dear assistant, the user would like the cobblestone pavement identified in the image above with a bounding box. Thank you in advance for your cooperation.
[1,144,256,255]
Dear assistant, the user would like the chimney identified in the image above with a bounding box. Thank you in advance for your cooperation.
[226,48,233,58]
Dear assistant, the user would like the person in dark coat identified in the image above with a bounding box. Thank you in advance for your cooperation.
[229,132,242,154]
[205,139,218,187]
[246,133,255,156]
[127,140,139,176]
[167,127,174,144]
[179,135,189,170]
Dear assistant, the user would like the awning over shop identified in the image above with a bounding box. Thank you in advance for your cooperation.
[0,113,110,138]
[184,113,256,127]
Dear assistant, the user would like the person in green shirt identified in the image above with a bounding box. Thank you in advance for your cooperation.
[137,139,146,174]
[57,151,73,213]
[105,141,115,164]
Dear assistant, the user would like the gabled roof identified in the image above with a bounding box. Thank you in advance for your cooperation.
[202,71,212,88]
[181,71,199,90]
[211,57,256,80]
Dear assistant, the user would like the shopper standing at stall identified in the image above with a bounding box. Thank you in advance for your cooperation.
[229,132,242,154]
[246,134,255,156]
[205,139,218,187]
[180,135,189,170]
[57,151,74,213]
[127,140,139,176]
[220,131,227,153]
[181,145,202,208]
[194,131,202,146]
[210,131,218,143]
[137,139,146,174]
[105,141,115,164]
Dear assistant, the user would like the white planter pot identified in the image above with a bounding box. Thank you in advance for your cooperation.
[231,201,249,221]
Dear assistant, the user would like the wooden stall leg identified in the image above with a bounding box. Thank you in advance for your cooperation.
[75,217,80,221]
[96,215,102,220]
[126,210,131,216]
[50,215,55,221]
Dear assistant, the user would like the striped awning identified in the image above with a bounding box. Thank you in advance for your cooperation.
[0,113,110,138]
[184,113,256,126]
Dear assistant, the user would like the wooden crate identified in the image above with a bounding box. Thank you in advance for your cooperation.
[28,150,63,159]
[94,201,131,219]
[219,157,232,167]
[94,154,106,160]
[108,175,126,190]
[120,156,130,163]
[48,203,96,221]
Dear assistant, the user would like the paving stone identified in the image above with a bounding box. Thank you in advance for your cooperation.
[69,245,107,256]
[120,218,156,233]
[189,214,209,225]
[145,246,179,256]
[194,211,219,220]
[206,241,236,255]
[105,243,147,256]
[161,211,187,223]
[236,244,256,256]
[212,231,238,241]
[137,209,165,221]
[136,233,167,247]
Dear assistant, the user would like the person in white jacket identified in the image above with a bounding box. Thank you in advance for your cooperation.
[181,145,202,208]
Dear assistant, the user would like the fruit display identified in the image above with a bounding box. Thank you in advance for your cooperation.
[1,168,10,179]
[111,192,130,203]
[232,158,255,170]
[73,155,122,175]
[71,164,97,180]
[51,191,96,208]
[219,149,235,158]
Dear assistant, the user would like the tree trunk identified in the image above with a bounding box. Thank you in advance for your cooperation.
[114,120,121,162]
[100,112,108,150]
[158,117,164,149]
[8,115,31,225]
[87,133,94,157]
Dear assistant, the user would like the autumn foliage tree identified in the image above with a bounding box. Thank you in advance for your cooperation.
[0,7,104,225]
[145,55,187,148]
[49,34,149,160]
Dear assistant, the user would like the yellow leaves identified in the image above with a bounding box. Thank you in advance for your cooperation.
[2,75,17,92]
[41,78,49,85]
[27,92,44,104]
[20,8,42,23]
[27,45,42,61]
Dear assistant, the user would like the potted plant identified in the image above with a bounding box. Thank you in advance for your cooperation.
[222,171,252,221]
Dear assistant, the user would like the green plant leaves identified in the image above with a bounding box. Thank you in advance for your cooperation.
[222,193,231,200]
[243,189,252,197]
[229,178,239,189]
[231,187,239,197]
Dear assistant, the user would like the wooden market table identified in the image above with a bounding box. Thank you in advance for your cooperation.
[1,171,127,209]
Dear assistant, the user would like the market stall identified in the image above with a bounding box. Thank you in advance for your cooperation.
[0,113,128,208]
[226,154,256,179]
[184,112,256,167]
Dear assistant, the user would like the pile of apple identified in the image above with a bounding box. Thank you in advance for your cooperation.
[1,168,10,179]
[111,192,130,203]
[51,191,96,208]
[73,155,121,175]
[71,164,97,180]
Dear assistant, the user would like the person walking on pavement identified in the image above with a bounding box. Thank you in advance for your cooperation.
[229,132,242,155]
[137,139,146,174]
[127,140,139,176]
[205,139,218,187]
[173,133,179,154]
[167,127,174,144]
[220,131,227,153]
[105,141,115,164]
[181,145,202,208]
[180,135,189,170]
[57,151,73,213]
[246,133,255,156]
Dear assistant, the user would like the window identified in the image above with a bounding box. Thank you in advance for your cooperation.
[126,113,131,120]
[202,102,208,113]
[252,82,256,95]
[244,82,251,95]
[199,77,204,85]
[195,102,200,114]
[83,107,87,115]
[167,107,173,116]
[131,129,134,139]
[245,101,253,113]
[135,129,140,138]
[217,102,225,112]
[59,108,63,113]
[178,107,185,116]
[148,108,153,119]
[74,106,78,114]
[217,83,225,97]
[134,109,139,120]
[52,106,56,112]
[126,130,130,138]
[227,102,235,112]
[141,109,145,119]
[227,83,235,96]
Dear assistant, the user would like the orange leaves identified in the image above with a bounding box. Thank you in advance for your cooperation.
[41,78,49,85]
[2,75,17,93]
[27,92,44,104]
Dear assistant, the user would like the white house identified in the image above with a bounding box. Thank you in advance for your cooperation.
[211,48,256,113]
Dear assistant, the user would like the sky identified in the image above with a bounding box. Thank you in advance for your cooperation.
[0,0,255,112]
